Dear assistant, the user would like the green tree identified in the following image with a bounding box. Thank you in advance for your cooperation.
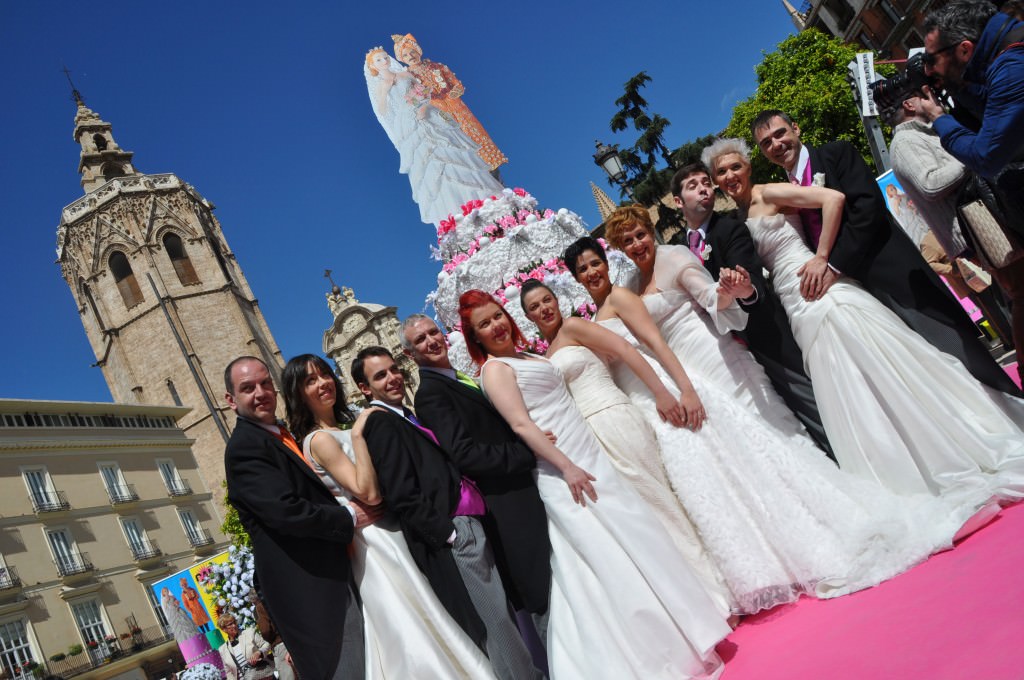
[221,481,251,549]
[723,29,893,183]
[609,71,675,199]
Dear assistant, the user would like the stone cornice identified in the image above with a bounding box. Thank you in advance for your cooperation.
[0,438,195,452]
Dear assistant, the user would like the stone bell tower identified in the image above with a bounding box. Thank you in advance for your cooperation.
[55,89,285,503]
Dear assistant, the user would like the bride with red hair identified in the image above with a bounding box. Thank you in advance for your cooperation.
[457,289,730,680]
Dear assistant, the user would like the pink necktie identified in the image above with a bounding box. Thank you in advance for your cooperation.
[795,162,823,248]
[687,230,704,259]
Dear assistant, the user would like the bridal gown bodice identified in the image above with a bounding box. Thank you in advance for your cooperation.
[641,242,814,442]
[302,430,494,680]
[378,74,502,225]
[547,345,734,616]
[481,355,729,679]
[745,213,1024,504]
[597,314,976,613]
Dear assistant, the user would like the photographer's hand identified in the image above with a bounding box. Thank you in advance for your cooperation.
[917,86,946,124]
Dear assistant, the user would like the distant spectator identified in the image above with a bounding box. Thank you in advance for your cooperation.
[217,613,275,680]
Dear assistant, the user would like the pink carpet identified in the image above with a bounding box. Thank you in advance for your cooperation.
[719,502,1024,680]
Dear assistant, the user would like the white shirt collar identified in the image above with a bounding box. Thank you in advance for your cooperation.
[420,365,457,380]
[790,144,810,182]
[370,399,407,417]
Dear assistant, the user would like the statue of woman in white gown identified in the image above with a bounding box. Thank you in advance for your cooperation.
[364,47,503,226]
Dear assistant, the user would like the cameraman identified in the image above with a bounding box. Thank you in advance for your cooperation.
[917,0,1024,185]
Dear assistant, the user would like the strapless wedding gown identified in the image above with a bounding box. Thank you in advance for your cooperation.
[747,213,1024,505]
[302,430,495,680]
[600,316,977,613]
[482,355,729,680]
[548,344,734,616]
[646,245,811,445]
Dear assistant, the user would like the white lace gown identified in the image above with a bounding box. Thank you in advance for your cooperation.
[647,245,811,444]
[600,316,977,614]
[302,430,495,680]
[746,213,1024,505]
[482,355,729,680]
[367,59,503,225]
[548,345,734,617]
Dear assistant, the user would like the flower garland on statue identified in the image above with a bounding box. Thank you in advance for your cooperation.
[197,545,257,629]
[436,188,555,249]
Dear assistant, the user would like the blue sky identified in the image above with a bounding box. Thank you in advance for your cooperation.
[0,1,800,403]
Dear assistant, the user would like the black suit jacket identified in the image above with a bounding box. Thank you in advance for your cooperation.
[804,142,1017,394]
[225,417,355,680]
[414,369,551,614]
[361,407,486,646]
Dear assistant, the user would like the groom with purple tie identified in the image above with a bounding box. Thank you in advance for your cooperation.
[752,109,1019,395]
[352,346,542,680]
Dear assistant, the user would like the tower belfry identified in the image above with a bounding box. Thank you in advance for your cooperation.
[55,89,285,506]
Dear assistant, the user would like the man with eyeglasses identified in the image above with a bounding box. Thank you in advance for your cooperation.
[917,0,1024,223]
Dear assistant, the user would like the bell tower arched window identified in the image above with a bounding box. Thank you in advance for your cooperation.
[162,233,199,285]
[100,161,126,183]
[109,251,144,308]
[92,134,108,151]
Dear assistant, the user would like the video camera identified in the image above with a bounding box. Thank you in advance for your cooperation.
[868,52,941,112]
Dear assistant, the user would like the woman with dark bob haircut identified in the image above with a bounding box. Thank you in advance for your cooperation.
[281,354,494,679]
[458,288,732,679]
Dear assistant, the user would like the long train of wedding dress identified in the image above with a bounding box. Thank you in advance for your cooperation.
[600,315,977,614]
[746,213,1024,506]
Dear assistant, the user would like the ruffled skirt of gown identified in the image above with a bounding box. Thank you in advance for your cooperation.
[600,317,978,614]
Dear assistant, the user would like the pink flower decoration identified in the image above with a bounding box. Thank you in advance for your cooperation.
[543,209,555,219]
[512,187,527,197]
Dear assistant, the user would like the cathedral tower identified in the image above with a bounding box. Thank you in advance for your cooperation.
[55,94,284,503]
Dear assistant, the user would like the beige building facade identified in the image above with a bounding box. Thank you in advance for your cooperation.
[54,96,285,501]
[322,285,419,406]
[0,399,228,680]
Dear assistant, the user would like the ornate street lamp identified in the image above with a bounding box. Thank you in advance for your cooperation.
[593,140,627,185]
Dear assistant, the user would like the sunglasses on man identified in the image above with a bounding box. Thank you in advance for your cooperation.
[922,42,959,67]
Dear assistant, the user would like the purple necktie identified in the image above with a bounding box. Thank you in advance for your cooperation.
[795,161,824,248]
[688,229,704,259]
[405,411,440,446]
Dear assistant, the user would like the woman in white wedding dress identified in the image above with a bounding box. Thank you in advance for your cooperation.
[602,204,812,445]
[702,137,1024,507]
[519,279,734,617]
[459,290,730,680]
[282,354,495,680]
[364,48,502,226]
[563,236,983,614]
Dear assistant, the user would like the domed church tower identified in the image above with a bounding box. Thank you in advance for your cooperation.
[55,89,284,502]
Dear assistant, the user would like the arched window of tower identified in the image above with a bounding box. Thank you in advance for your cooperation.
[162,232,200,286]
[108,251,144,308]
[100,161,125,183]
[92,134,108,152]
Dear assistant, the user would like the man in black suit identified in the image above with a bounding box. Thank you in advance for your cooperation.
[671,163,834,457]
[402,314,552,641]
[352,347,542,680]
[752,109,1019,395]
[223,356,367,680]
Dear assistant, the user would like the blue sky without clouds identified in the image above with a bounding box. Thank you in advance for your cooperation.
[0,1,801,402]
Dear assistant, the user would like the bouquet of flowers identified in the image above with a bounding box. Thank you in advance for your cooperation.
[197,545,257,628]
[178,663,223,680]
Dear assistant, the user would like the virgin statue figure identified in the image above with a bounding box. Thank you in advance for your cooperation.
[364,46,503,226]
